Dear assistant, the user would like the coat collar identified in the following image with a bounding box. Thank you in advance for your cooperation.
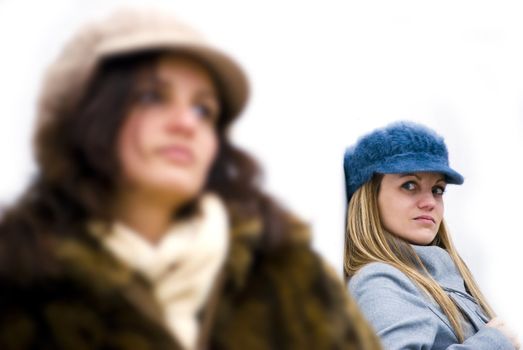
[411,244,466,292]
[50,210,266,343]
[223,206,311,292]
[53,235,169,332]
[51,204,310,348]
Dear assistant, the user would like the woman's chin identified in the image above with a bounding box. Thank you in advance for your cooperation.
[406,231,438,246]
[128,175,205,203]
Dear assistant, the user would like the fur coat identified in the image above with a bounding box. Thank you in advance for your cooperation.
[0,207,380,350]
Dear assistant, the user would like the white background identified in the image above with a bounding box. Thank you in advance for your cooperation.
[1,0,522,337]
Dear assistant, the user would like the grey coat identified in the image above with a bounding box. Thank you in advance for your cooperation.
[348,245,514,349]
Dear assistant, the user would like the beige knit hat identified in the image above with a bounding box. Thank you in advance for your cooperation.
[37,8,249,128]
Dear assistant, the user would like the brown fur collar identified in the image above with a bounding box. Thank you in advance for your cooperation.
[0,208,380,350]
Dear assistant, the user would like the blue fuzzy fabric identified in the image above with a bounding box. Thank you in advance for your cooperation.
[343,121,464,202]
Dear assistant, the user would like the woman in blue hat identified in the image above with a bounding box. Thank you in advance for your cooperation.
[343,121,520,349]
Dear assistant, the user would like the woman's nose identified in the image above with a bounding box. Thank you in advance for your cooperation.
[164,104,198,135]
[417,191,436,210]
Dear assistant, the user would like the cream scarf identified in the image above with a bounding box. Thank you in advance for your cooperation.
[96,193,229,350]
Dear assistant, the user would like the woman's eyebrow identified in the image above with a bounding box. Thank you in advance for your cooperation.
[436,177,446,184]
[139,74,217,98]
[133,73,168,92]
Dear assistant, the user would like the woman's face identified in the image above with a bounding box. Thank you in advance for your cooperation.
[117,55,220,203]
[377,172,446,245]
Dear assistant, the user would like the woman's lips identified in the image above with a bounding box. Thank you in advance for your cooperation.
[414,215,436,225]
[156,145,194,164]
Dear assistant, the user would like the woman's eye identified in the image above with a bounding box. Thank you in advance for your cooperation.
[433,186,446,196]
[192,103,218,123]
[401,181,416,191]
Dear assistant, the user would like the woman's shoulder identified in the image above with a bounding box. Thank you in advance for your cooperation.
[0,214,48,284]
[350,261,412,283]
[347,262,448,346]
[348,262,423,300]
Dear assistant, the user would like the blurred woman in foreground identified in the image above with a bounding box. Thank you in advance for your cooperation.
[0,8,380,350]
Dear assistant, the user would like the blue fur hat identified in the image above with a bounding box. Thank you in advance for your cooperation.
[343,121,464,202]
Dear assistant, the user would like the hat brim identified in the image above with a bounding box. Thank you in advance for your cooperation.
[375,159,464,185]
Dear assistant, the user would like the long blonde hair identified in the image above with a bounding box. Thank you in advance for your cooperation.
[344,174,494,342]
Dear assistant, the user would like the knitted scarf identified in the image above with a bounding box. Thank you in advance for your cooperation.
[96,193,229,349]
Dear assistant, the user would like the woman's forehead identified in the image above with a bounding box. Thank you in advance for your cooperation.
[134,54,218,93]
[386,172,446,182]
